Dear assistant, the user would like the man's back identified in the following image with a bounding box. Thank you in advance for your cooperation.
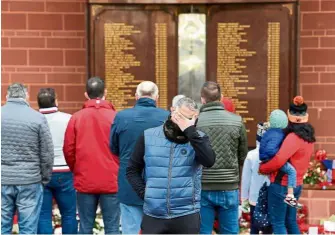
[197,101,248,190]
[111,98,169,205]
[1,98,54,185]
[63,99,119,194]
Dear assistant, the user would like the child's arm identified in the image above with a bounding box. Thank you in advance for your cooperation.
[259,134,300,174]
[241,156,252,202]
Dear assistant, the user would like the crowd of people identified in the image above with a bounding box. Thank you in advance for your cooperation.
[1,77,316,234]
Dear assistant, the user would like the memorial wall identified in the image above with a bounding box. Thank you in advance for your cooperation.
[88,2,298,147]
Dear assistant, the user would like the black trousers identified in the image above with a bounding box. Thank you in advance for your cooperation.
[141,212,200,234]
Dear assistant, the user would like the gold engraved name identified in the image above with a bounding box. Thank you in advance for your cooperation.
[216,23,256,128]
[155,23,168,110]
[104,23,143,110]
[267,22,280,119]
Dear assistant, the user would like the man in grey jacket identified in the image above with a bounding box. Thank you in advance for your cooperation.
[1,83,54,234]
[197,81,248,234]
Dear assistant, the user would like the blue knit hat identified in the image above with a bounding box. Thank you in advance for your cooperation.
[269,109,288,129]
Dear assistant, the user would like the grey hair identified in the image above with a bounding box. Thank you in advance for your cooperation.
[175,97,198,111]
[7,83,27,99]
[172,94,186,107]
[136,81,159,99]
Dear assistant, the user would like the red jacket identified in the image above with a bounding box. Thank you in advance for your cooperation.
[63,99,119,193]
[259,133,314,186]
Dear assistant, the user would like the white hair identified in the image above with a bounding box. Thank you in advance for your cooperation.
[136,81,159,99]
[7,83,28,99]
[172,95,186,107]
[175,97,198,111]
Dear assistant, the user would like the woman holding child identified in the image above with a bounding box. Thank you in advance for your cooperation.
[259,96,316,234]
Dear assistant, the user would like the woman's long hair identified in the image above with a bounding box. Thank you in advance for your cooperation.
[285,122,316,143]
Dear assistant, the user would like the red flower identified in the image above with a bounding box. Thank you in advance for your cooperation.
[315,149,327,161]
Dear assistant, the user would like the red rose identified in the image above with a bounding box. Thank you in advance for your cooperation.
[315,149,327,161]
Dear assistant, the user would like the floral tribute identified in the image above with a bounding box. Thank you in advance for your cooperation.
[303,150,332,189]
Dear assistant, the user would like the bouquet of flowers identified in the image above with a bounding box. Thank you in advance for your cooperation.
[303,150,332,189]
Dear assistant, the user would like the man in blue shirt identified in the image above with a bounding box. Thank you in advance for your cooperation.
[110,81,169,234]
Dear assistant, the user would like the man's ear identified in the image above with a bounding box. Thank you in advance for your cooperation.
[102,89,107,100]
[84,92,90,100]
[135,93,139,100]
[55,99,59,107]
[201,97,206,105]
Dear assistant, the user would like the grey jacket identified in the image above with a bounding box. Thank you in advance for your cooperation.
[1,98,54,185]
[197,102,248,190]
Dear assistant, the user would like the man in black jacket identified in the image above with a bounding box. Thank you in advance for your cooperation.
[126,97,216,234]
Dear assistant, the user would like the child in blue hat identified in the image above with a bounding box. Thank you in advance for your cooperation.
[260,109,300,208]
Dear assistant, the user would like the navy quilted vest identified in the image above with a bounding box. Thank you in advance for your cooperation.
[143,125,202,219]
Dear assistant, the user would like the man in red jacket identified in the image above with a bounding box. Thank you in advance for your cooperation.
[63,77,120,234]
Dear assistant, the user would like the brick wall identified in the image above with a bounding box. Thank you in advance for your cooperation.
[300,0,335,160]
[1,0,86,114]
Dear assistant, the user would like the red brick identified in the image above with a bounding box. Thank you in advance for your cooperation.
[2,37,9,47]
[2,1,9,11]
[47,74,83,84]
[47,38,82,49]
[4,31,15,36]
[29,85,65,101]
[301,30,313,36]
[46,2,81,13]
[302,49,335,65]
[16,67,39,72]
[11,37,45,48]
[301,1,319,12]
[41,32,52,37]
[64,14,85,30]
[1,13,26,30]
[303,84,335,100]
[52,32,78,37]
[303,13,335,30]
[41,68,52,72]
[320,143,335,155]
[3,67,15,72]
[29,50,63,66]
[77,32,86,37]
[16,31,40,37]
[330,201,335,215]
[301,190,311,198]
[309,200,329,218]
[328,66,335,72]
[52,67,76,73]
[2,49,27,65]
[320,73,335,83]
[300,37,319,48]
[2,73,10,84]
[314,30,326,36]
[65,50,85,66]
[28,14,63,30]
[300,66,314,72]
[300,72,319,84]
[327,30,335,36]
[321,1,335,11]
[65,85,86,101]
[9,1,44,12]
[314,101,326,107]
[2,85,8,102]
[326,137,335,142]
[320,37,335,47]
[327,101,335,106]
[315,67,326,72]
[316,137,326,142]
[309,108,335,136]
[76,67,86,73]
[11,73,46,84]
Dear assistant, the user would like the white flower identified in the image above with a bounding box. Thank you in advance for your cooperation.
[54,227,62,235]
[93,228,99,234]
[317,168,321,173]
[96,218,104,227]
[53,208,61,217]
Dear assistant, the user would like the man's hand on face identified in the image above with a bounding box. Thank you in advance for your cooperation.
[171,111,197,132]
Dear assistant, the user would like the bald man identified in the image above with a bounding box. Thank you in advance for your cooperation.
[110,81,169,234]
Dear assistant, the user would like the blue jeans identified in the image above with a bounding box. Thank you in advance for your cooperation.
[280,162,297,188]
[120,203,143,234]
[37,172,77,234]
[77,192,120,234]
[268,183,302,234]
[1,183,43,234]
[200,190,239,234]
